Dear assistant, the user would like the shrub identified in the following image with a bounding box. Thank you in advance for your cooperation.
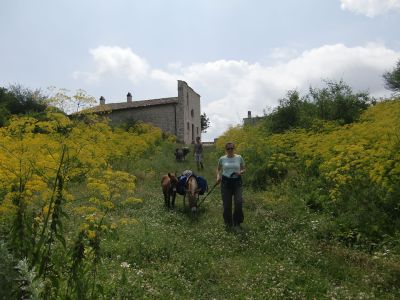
[218,99,400,245]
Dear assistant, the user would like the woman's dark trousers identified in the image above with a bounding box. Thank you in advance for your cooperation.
[221,177,244,227]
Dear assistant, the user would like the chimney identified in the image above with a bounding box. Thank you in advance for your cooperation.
[248,111,251,118]
[127,92,132,103]
[99,96,105,105]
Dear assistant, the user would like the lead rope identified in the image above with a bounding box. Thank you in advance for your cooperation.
[198,182,219,207]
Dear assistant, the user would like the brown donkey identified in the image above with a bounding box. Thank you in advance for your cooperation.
[185,175,201,212]
[161,172,178,209]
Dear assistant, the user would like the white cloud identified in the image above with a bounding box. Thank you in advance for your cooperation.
[73,46,149,83]
[340,0,400,17]
[73,44,399,141]
[149,69,177,93]
[269,47,300,62]
[174,44,399,140]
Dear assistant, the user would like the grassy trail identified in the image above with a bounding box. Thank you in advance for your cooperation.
[101,144,399,299]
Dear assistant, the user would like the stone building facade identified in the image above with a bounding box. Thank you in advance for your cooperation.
[243,111,265,126]
[91,80,201,144]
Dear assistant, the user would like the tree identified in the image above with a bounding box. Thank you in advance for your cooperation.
[0,85,48,126]
[46,87,96,114]
[7,84,48,114]
[269,90,302,133]
[0,87,13,126]
[200,112,210,133]
[262,80,371,133]
[308,80,370,124]
[383,59,400,96]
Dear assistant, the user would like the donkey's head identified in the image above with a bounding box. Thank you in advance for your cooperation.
[168,172,178,192]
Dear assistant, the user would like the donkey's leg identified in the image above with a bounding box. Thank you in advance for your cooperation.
[191,195,199,213]
[164,192,170,208]
[167,192,172,209]
[171,192,176,209]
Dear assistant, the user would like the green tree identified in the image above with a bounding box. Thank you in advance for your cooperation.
[7,85,48,114]
[0,87,13,126]
[201,112,210,133]
[308,80,370,124]
[263,90,318,133]
[0,85,48,126]
[262,80,371,133]
[268,90,302,133]
[383,59,400,96]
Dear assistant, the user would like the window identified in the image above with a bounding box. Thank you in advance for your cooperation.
[191,109,194,118]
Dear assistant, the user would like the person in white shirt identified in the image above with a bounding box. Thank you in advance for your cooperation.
[216,142,245,229]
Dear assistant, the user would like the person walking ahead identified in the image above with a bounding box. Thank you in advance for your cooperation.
[216,142,245,229]
[193,136,204,171]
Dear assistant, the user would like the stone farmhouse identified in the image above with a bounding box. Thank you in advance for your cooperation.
[90,80,201,144]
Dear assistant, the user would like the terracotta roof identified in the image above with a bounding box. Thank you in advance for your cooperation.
[78,97,178,114]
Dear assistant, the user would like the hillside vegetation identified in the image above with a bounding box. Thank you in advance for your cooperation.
[0,100,399,299]
[217,99,400,246]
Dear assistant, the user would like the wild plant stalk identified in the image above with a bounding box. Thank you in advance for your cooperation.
[41,174,67,276]
[90,208,108,299]
[89,233,101,299]
[10,187,27,258]
[68,230,88,299]
[10,148,33,258]
[32,145,67,277]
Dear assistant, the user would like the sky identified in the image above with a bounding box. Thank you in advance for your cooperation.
[1,0,399,141]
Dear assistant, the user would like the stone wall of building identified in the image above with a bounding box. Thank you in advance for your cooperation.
[177,80,201,144]
[107,102,178,136]
[243,110,265,126]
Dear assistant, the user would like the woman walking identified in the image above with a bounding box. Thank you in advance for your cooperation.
[216,142,245,229]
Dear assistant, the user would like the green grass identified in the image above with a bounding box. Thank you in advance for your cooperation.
[82,143,399,299]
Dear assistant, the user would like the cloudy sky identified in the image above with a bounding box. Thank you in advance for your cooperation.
[1,0,399,141]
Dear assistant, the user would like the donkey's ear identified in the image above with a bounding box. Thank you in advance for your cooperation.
[168,172,171,177]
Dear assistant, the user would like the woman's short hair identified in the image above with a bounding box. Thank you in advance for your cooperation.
[225,142,235,149]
